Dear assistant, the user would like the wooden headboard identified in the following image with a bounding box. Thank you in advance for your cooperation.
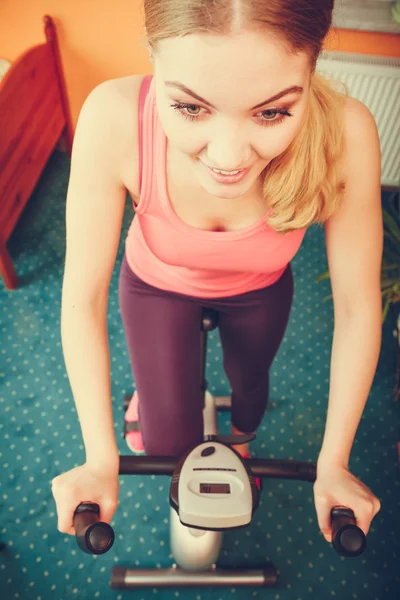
[0,15,72,242]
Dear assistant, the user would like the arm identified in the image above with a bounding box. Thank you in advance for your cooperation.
[317,97,383,473]
[61,80,134,471]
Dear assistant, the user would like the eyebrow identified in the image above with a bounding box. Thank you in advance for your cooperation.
[165,81,303,110]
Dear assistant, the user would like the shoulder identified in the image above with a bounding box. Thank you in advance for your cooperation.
[339,96,381,183]
[82,74,146,121]
[342,95,379,142]
[77,75,148,200]
[78,75,144,132]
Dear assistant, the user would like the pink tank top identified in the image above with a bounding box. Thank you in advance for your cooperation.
[125,75,307,298]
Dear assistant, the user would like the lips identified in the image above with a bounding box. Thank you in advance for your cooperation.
[205,164,250,184]
[210,167,243,175]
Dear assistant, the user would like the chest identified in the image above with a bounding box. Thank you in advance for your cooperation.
[166,182,267,233]
[165,148,268,233]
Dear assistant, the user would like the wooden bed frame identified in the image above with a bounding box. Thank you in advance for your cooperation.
[0,15,73,290]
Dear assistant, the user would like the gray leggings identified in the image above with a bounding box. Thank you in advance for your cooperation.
[118,253,294,456]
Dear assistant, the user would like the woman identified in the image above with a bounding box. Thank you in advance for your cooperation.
[52,0,382,546]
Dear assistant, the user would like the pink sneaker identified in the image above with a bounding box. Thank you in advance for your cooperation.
[124,391,145,454]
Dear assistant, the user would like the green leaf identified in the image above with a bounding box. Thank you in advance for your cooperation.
[382,297,391,323]
[315,271,330,283]
[383,209,400,243]
[381,278,400,289]
[381,289,396,298]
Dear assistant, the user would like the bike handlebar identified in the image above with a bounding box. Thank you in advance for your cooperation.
[73,455,367,558]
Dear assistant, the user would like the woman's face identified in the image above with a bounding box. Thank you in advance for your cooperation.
[153,29,311,200]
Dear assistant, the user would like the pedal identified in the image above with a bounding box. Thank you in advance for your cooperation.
[123,394,132,412]
[123,420,141,438]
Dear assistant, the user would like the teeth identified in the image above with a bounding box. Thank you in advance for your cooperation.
[212,168,241,175]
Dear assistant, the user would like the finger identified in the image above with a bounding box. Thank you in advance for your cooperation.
[354,503,376,537]
[314,496,332,542]
[65,526,76,536]
[57,512,76,536]
[373,497,382,515]
[54,498,78,536]
[99,499,118,525]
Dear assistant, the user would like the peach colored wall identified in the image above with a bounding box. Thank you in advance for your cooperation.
[1,0,399,130]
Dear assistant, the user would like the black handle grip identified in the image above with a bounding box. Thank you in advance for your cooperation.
[74,502,115,555]
[331,506,366,557]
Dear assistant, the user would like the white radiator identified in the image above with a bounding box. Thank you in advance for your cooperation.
[316,51,400,188]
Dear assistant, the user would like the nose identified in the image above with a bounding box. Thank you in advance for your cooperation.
[206,121,251,171]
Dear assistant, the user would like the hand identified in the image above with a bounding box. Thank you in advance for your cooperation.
[51,462,119,535]
[313,465,381,543]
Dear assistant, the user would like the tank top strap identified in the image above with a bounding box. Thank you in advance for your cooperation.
[138,74,153,194]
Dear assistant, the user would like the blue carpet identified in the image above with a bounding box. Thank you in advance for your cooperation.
[0,151,399,599]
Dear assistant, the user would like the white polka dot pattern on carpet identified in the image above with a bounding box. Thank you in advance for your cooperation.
[0,152,399,599]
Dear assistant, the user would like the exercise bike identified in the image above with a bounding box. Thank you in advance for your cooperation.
[72,308,367,590]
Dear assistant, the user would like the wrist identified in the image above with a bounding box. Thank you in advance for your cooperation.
[86,452,120,474]
[317,453,348,475]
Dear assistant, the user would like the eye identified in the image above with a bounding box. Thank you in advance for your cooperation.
[258,108,293,127]
[169,102,204,121]
[184,104,201,116]
[262,109,281,120]
[169,102,293,127]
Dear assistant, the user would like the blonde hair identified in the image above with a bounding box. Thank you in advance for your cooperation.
[143,0,347,232]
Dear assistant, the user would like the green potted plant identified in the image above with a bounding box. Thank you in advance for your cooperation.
[316,187,400,400]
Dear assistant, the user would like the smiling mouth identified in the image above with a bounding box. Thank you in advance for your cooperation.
[209,167,244,175]
[204,163,251,184]
[205,164,248,174]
